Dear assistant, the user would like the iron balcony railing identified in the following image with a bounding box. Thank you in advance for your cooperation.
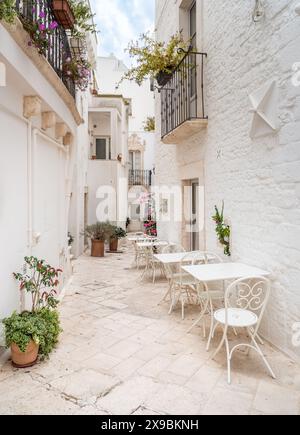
[160,50,208,139]
[129,170,152,188]
[15,0,76,99]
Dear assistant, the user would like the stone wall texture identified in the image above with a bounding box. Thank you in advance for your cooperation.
[155,0,300,361]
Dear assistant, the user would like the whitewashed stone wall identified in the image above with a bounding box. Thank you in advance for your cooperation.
[155,0,300,361]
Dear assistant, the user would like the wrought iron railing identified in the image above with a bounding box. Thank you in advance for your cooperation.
[15,0,76,99]
[129,169,152,188]
[160,50,208,139]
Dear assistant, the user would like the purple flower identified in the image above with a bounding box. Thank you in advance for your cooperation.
[39,23,46,31]
[49,21,58,30]
[39,11,46,19]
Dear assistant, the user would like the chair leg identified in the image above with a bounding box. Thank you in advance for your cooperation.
[249,331,276,380]
[187,298,209,333]
[181,299,185,320]
[202,317,206,339]
[225,336,231,384]
[212,327,228,360]
[206,300,215,351]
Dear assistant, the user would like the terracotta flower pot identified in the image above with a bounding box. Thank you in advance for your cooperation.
[109,238,119,252]
[51,0,75,30]
[11,340,39,368]
[91,239,105,257]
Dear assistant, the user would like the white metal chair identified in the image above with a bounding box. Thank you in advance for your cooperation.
[187,252,224,342]
[133,238,150,269]
[168,252,200,320]
[149,242,169,283]
[211,276,276,384]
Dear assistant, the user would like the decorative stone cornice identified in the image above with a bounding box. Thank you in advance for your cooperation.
[23,96,42,119]
[42,111,56,130]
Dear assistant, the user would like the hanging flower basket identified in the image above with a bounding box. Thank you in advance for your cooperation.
[51,0,75,30]
[156,68,174,87]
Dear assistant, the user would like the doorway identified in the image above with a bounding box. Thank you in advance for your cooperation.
[191,179,199,251]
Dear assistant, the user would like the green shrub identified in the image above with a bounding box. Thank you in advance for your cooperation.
[3,309,61,358]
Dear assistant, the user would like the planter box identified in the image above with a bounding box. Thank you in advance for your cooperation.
[51,0,75,30]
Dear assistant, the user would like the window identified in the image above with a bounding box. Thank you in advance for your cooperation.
[189,1,197,49]
[189,1,197,99]
[129,151,142,170]
[95,137,111,160]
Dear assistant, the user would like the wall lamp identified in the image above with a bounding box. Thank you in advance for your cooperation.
[253,0,265,22]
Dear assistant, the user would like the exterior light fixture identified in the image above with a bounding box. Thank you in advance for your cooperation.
[70,37,86,59]
[253,0,265,22]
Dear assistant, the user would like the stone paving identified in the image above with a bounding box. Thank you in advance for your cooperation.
[0,244,300,415]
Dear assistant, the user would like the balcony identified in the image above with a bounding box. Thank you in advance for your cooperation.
[129,169,152,188]
[160,51,208,144]
[15,0,76,99]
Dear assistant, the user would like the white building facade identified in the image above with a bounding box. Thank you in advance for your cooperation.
[97,56,156,231]
[0,4,97,343]
[155,0,300,361]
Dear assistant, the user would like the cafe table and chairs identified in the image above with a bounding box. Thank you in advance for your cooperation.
[182,262,271,351]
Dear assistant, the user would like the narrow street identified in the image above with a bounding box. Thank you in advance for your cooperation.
[0,244,299,415]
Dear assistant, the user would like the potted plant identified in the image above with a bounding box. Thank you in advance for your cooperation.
[117,33,188,87]
[0,0,17,24]
[63,56,91,91]
[212,202,231,257]
[2,257,62,368]
[83,222,112,257]
[69,0,97,37]
[51,0,75,30]
[143,116,155,132]
[22,7,59,56]
[110,226,126,252]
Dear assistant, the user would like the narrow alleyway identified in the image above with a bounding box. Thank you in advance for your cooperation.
[0,244,300,415]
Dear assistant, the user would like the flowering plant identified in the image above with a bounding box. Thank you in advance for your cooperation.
[24,7,58,55]
[212,202,231,257]
[63,56,91,91]
[0,0,17,24]
[144,218,157,237]
[2,257,62,358]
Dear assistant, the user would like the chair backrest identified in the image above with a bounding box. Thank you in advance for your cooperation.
[162,244,186,254]
[225,276,271,324]
[191,251,223,265]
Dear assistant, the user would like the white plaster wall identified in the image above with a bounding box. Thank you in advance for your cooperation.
[0,23,84,344]
[155,0,300,361]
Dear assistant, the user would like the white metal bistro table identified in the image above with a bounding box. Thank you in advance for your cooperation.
[154,252,214,265]
[182,263,270,283]
[137,241,169,248]
[127,236,157,242]
[182,263,271,350]
[153,251,215,305]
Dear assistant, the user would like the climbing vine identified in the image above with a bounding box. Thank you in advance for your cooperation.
[212,202,231,256]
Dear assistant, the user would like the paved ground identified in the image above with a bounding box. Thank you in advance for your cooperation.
[0,244,300,415]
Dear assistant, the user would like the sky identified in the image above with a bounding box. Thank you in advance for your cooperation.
[90,0,155,67]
